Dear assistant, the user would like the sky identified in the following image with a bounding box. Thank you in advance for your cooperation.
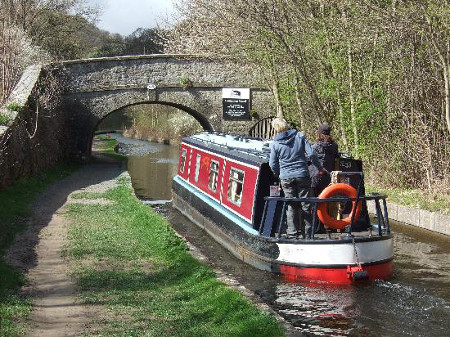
[88,0,176,36]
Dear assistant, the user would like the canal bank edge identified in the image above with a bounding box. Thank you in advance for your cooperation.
[122,172,299,336]
[177,232,301,337]
[366,202,450,236]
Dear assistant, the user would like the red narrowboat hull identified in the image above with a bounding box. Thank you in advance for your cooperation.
[279,261,393,284]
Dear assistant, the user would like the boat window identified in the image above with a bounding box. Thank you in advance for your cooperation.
[227,168,244,206]
[180,148,187,173]
[208,160,220,192]
[195,154,201,182]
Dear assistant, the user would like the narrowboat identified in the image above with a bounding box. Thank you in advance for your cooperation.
[172,132,393,284]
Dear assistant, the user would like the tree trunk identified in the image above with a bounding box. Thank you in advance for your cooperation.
[321,7,349,150]
[1,18,6,103]
[443,58,450,135]
[347,40,359,157]
[293,70,304,130]
[424,11,450,134]
[272,80,284,118]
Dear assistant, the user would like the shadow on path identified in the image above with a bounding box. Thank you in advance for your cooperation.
[6,156,125,337]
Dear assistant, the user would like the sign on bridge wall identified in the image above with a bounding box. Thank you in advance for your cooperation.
[222,88,251,120]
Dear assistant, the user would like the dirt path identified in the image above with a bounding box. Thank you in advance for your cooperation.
[6,160,125,336]
[5,154,297,336]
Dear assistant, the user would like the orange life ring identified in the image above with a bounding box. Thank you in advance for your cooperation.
[317,183,362,230]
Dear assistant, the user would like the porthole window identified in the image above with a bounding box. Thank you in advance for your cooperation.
[195,154,201,182]
[227,168,244,206]
[180,148,187,173]
[208,160,220,192]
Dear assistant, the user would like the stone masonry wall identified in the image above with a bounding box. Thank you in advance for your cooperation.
[0,65,70,188]
[59,55,275,155]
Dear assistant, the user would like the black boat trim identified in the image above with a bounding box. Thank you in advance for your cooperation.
[267,235,393,244]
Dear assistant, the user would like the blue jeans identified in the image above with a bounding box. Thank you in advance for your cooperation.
[280,177,313,238]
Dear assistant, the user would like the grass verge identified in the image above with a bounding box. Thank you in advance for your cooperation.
[0,114,11,125]
[64,181,285,337]
[366,184,450,215]
[92,135,126,160]
[0,162,78,336]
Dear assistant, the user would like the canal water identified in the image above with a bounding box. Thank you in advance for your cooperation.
[111,134,450,337]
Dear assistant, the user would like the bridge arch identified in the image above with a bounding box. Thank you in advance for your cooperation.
[89,100,213,154]
[93,100,213,133]
[59,55,275,156]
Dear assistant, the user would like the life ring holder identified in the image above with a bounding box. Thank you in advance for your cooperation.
[317,183,362,230]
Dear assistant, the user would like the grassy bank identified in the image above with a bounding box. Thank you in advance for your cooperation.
[0,163,78,336]
[92,135,126,160]
[366,184,450,215]
[64,180,284,336]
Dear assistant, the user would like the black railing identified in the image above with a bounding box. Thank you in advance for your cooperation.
[258,172,390,239]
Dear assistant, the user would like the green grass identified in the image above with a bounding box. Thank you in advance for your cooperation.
[64,182,284,337]
[366,184,450,215]
[0,162,78,336]
[93,135,126,160]
[0,114,11,125]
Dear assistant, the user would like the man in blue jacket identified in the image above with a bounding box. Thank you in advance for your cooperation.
[269,118,326,239]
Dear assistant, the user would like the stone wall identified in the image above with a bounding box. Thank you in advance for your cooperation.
[0,65,70,188]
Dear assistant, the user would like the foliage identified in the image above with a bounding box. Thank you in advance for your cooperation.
[0,0,96,103]
[64,182,284,336]
[0,2,166,105]
[6,102,24,113]
[89,28,165,58]
[179,76,193,89]
[0,23,50,103]
[122,105,202,142]
[30,10,104,60]
[0,162,78,336]
[167,0,450,194]
[123,28,165,55]
[365,184,450,215]
[92,135,126,160]
[0,114,11,125]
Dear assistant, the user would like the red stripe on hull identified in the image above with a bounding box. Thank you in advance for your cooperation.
[279,261,393,284]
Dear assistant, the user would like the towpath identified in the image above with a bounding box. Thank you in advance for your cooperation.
[5,159,125,336]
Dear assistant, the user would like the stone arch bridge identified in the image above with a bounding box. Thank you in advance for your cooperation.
[0,55,275,186]
[61,55,274,155]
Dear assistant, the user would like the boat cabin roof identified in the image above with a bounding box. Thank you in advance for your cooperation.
[182,132,271,166]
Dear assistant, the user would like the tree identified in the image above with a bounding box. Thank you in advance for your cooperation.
[0,0,100,102]
[123,28,164,55]
[166,0,450,192]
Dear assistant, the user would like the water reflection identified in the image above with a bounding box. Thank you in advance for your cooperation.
[274,282,362,336]
[391,223,450,300]
[112,134,450,337]
[127,153,178,200]
[111,134,179,200]
[273,277,450,336]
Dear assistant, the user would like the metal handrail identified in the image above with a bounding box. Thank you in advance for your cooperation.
[259,194,390,239]
[258,173,390,240]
